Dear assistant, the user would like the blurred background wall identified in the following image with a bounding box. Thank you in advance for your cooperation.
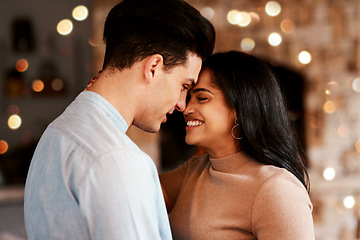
[1,0,360,239]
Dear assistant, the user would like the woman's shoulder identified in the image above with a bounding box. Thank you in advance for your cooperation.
[238,159,308,197]
[251,164,310,204]
[250,165,314,239]
[250,162,302,188]
[256,164,301,185]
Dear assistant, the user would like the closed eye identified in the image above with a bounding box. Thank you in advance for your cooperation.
[196,97,208,102]
[182,84,190,91]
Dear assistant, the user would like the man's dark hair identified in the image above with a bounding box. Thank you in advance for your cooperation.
[102,0,215,72]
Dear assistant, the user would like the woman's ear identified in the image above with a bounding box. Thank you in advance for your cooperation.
[144,54,164,83]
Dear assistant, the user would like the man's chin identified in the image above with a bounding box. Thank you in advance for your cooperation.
[146,128,160,133]
[138,124,161,133]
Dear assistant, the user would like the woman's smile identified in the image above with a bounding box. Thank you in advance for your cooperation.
[186,120,204,127]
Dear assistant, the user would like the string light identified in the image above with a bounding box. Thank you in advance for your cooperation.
[298,51,312,64]
[268,32,282,46]
[249,12,260,23]
[51,78,65,92]
[265,1,281,17]
[323,167,336,181]
[72,5,89,21]
[337,125,349,138]
[8,114,22,130]
[227,10,241,25]
[237,12,251,27]
[0,140,8,154]
[343,196,355,209]
[323,101,336,114]
[32,79,44,92]
[15,59,29,72]
[325,81,338,96]
[352,77,360,93]
[355,140,360,152]
[57,19,73,36]
[241,38,255,51]
[281,19,295,33]
[201,7,215,20]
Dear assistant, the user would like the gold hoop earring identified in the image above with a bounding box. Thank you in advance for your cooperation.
[231,118,242,140]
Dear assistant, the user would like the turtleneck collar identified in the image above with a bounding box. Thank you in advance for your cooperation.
[209,151,250,173]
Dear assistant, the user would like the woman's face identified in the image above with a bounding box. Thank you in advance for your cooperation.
[184,68,238,158]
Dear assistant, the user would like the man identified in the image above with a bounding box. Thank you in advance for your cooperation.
[24,0,215,239]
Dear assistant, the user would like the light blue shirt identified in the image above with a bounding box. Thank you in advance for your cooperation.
[24,91,172,240]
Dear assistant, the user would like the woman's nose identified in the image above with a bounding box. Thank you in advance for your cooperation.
[183,100,194,116]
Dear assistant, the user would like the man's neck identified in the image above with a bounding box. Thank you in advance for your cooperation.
[86,68,145,128]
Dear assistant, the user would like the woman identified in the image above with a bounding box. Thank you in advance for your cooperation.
[160,51,315,239]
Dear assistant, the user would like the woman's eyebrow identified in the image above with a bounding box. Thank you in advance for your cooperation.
[191,88,214,95]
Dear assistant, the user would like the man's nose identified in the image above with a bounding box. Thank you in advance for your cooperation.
[176,93,187,112]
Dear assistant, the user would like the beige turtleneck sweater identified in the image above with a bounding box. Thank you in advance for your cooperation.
[160,152,315,240]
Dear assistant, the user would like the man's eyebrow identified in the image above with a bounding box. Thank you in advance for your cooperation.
[191,88,214,95]
[186,78,195,88]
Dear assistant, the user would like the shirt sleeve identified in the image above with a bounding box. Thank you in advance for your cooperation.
[160,161,189,212]
[77,149,170,240]
[251,170,315,240]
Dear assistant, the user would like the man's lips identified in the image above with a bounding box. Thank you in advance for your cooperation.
[162,115,167,123]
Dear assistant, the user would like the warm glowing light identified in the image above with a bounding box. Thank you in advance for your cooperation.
[249,12,260,23]
[32,79,44,92]
[72,5,89,21]
[323,167,336,181]
[241,38,255,52]
[15,59,29,72]
[325,81,338,96]
[309,115,320,129]
[238,12,251,27]
[51,78,64,91]
[265,1,281,17]
[268,32,282,47]
[227,10,241,25]
[57,19,73,36]
[201,7,215,20]
[323,101,336,114]
[356,140,360,152]
[281,19,295,33]
[0,140,8,154]
[343,196,355,209]
[352,77,360,93]
[337,125,349,138]
[298,51,312,65]
[8,114,22,130]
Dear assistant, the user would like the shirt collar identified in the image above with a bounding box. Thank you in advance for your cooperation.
[76,91,129,133]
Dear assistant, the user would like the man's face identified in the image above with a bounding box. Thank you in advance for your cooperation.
[133,53,202,133]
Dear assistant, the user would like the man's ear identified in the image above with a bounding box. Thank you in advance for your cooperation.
[144,54,164,83]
